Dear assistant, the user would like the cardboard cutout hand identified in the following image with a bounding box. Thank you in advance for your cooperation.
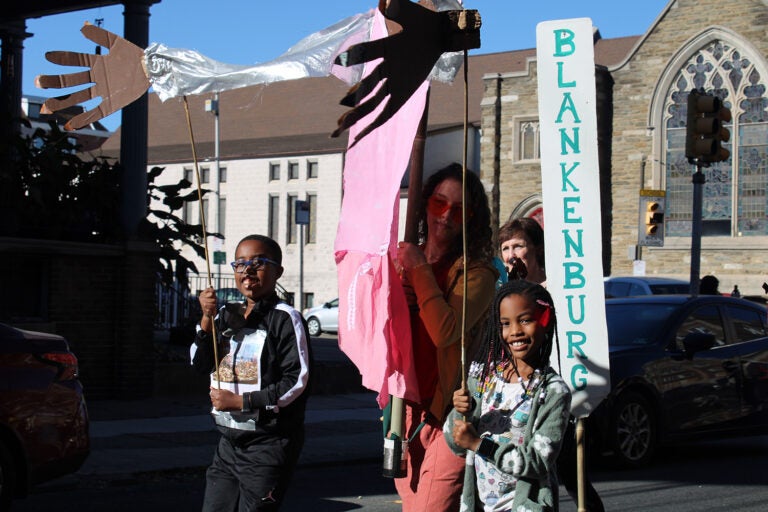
[35,23,150,131]
[331,0,480,146]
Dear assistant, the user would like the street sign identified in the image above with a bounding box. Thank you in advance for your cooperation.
[295,200,310,225]
[213,251,226,264]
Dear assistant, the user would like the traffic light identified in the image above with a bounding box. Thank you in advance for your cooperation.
[685,89,731,166]
[638,190,665,247]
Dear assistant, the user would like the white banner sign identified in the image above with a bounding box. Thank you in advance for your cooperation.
[536,18,611,417]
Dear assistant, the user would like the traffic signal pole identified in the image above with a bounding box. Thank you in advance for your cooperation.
[689,169,705,296]
[684,88,731,296]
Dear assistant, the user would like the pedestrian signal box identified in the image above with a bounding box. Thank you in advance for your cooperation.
[638,190,665,247]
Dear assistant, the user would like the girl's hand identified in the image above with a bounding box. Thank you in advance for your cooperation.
[209,387,238,411]
[453,388,472,415]
[452,419,480,451]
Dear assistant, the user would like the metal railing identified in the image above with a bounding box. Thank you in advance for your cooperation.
[155,273,293,329]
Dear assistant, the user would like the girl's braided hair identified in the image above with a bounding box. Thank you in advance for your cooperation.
[474,280,562,386]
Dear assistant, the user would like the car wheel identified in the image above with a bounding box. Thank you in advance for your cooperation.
[307,317,322,337]
[609,391,657,468]
[0,441,16,510]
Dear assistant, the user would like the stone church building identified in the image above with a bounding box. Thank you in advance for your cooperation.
[482,0,768,295]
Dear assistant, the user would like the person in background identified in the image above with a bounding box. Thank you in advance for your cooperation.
[498,217,547,285]
[394,163,498,511]
[446,280,572,511]
[498,216,605,511]
[192,234,313,511]
[699,274,720,295]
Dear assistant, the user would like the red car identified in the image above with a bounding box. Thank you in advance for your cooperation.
[0,323,89,507]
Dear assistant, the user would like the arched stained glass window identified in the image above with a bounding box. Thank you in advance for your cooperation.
[664,40,768,237]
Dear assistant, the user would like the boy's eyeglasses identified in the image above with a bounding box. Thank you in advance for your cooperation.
[426,196,471,224]
[230,257,279,273]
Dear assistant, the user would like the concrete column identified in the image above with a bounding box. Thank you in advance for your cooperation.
[0,20,29,142]
[119,1,158,236]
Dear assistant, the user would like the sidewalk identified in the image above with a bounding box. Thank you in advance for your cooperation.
[80,391,384,477]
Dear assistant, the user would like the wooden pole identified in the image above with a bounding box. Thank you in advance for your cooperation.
[576,417,586,512]
[182,96,220,387]
[389,89,430,445]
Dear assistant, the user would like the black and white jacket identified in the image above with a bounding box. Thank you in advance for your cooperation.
[191,293,313,441]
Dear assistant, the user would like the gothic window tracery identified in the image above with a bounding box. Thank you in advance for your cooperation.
[663,39,768,237]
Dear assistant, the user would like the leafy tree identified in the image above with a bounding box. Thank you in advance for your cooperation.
[0,120,211,290]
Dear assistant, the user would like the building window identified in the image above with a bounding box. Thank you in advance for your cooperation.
[518,120,540,161]
[219,166,227,183]
[664,39,768,237]
[269,162,280,181]
[306,194,317,244]
[303,292,314,311]
[201,167,210,184]
[307,160,319,179]
[288,161,299,180]
[182,198,194,224]
[287,194,297,244]
[218,197,226,237]
[268,195,280,240]
[184,167,194,185]
[201,198,209,225]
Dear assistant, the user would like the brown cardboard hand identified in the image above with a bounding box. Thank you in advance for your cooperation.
[331,0,480,146]
[35,23,150,131]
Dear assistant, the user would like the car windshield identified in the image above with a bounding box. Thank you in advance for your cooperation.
[649,283,689,294]
[606,303,679,346]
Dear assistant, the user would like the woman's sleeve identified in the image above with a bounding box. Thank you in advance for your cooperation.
[409,262,496,348]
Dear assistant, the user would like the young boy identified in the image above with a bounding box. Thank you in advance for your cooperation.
[192,234,313,511]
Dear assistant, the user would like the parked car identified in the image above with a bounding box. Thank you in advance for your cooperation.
[0,324,89,507]
[303,299,339,337]
[589,295,768,468]
[216,283,293,305]
[604,276,690,297]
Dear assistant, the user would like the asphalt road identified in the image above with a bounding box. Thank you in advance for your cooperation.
[13,433,768,511]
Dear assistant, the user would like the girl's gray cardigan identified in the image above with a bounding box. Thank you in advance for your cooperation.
[443,366,572,512]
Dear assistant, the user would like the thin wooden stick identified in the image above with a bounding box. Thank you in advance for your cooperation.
[182,96,220,387]
[460,48,470,393]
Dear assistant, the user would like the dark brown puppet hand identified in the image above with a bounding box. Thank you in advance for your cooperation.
[331,0,480,146]
[35,23,150,131]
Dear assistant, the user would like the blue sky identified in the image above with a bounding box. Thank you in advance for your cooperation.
[22,0,669,130]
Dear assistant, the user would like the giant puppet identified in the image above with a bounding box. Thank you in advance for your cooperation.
[36,0,481,417]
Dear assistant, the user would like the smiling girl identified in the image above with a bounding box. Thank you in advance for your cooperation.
[445,280,571,512]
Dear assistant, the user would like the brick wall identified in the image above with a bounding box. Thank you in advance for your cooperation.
[0,237,158,399]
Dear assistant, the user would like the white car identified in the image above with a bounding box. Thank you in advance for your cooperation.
[302,298,339,336]
[604,276,690,297]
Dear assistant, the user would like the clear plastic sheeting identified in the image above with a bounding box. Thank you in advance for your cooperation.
[143,0,466,102]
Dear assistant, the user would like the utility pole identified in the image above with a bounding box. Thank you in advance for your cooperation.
[205,93,222,288]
